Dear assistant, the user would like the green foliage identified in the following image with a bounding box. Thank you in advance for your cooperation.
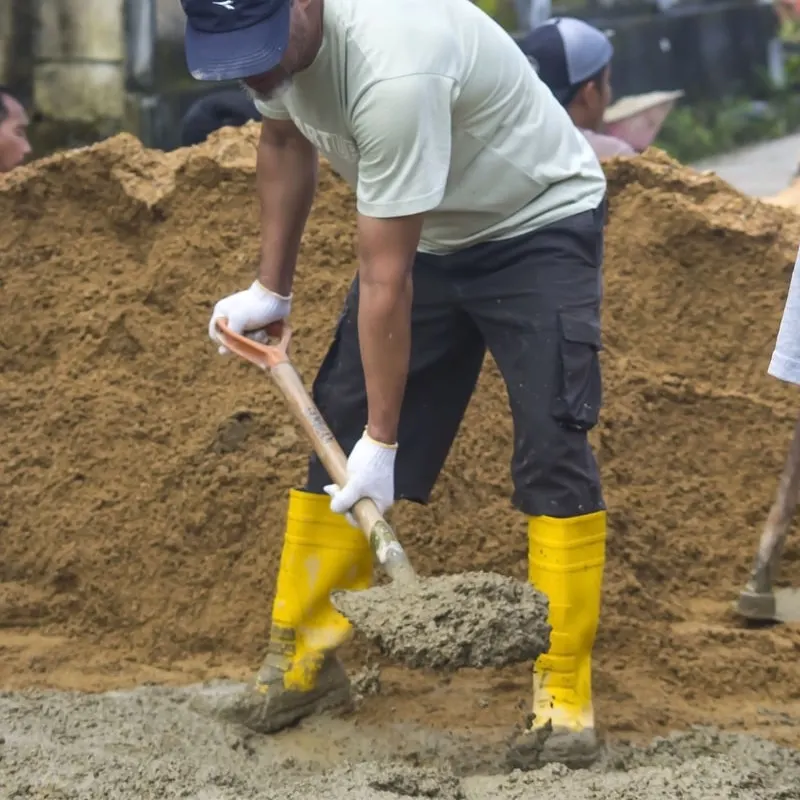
[654,91,800,163]
[654,22,800,162]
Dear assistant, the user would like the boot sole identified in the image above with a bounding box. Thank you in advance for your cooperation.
[507,726,602,771]
[241,681,354,734]
[188,666,353,734]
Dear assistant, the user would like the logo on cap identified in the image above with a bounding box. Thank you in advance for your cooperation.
[212,0,235,7]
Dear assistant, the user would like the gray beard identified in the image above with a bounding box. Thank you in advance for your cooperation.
[240,79,292,105]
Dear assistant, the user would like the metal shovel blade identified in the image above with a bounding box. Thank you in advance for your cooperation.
[735,586,800,623]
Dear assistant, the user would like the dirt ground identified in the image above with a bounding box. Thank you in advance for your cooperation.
[4,126,800,796]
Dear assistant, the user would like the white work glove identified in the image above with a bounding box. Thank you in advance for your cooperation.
[324,431,397,525]
[209,280,291,355]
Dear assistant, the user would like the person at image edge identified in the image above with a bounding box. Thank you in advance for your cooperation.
[0,86,30,172]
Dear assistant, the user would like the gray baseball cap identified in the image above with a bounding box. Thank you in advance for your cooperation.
[518,17,614,105]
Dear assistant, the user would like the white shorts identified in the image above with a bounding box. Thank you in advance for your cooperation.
[769,245,800,386]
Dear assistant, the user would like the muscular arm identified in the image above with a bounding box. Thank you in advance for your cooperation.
[256,117,318,296]
[358,214,424,444]
[352,74,455,445]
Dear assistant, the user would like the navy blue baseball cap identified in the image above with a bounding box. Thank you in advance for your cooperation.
[181,0,291,81]
[518,18,613,106]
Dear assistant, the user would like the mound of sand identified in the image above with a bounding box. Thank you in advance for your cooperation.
[3,127,800,746]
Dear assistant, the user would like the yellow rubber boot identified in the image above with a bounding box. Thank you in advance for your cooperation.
[510,511,606,770]
[193,489,373,733]
[261,488,373,687]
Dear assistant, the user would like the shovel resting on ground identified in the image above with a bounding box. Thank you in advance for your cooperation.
[214,318,418,587]
[735,411,800,623]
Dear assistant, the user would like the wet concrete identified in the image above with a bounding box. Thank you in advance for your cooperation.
[2,686,799,799]
[331,572,551,670]
[475,727,800,799]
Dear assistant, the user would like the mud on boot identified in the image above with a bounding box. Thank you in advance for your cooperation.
[507,720,602,771]
[189,653,353,734]
[189,488,373,733]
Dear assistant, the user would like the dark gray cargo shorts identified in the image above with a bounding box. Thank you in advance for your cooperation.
[303,202,607,519]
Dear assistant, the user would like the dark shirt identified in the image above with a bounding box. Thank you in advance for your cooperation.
[180,89,260,147]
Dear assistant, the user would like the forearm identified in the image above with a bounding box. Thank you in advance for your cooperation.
[256,121,318,296]
[358,271,413,445]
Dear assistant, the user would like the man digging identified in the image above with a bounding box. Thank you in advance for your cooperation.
[183,0,608,769]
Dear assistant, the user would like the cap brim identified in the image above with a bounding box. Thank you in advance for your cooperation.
[185,1,291,82]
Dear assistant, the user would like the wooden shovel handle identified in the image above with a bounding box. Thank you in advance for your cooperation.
[748,410,800,593]
[214,318,349,482]
[214,318,416,582]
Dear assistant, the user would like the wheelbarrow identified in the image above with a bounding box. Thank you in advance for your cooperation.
[603,89,685,152]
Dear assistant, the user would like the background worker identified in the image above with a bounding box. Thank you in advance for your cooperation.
[0,85,31,172]
[183,0,608,769]
[734,245,800,621]
[518,18,636,159]
[179,88,260,147]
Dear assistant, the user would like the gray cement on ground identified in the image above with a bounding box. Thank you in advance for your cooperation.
[331,572,551,670]
[692,132,800,198]
[473,728,800,799]
[2,686,799,799]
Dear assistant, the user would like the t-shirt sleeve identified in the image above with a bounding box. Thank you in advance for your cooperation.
[253,95,292,121]
[769,244,800,385]
[350,74,455,218]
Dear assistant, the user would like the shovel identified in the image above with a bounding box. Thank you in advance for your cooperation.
[212,320,553,673]
[214,318,418,587]
[735,411,800,623]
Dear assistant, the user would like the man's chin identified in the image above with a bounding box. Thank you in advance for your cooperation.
[240,80,293,105]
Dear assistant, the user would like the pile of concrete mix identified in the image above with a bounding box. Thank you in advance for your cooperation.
[2,686,799,799]
[3,127,800,747]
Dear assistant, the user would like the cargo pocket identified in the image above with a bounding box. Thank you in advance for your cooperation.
[552,310,602,432]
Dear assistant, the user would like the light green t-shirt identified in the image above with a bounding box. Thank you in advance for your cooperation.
[255,0,606,254]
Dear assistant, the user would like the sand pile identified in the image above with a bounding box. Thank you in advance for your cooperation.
[3,128,800,747]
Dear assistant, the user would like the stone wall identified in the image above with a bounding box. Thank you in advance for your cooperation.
[35,0,125,123]
[0,2,11,83]
[157,0,185,42]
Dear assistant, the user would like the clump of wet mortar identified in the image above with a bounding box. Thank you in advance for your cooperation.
[332,572,551,670]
